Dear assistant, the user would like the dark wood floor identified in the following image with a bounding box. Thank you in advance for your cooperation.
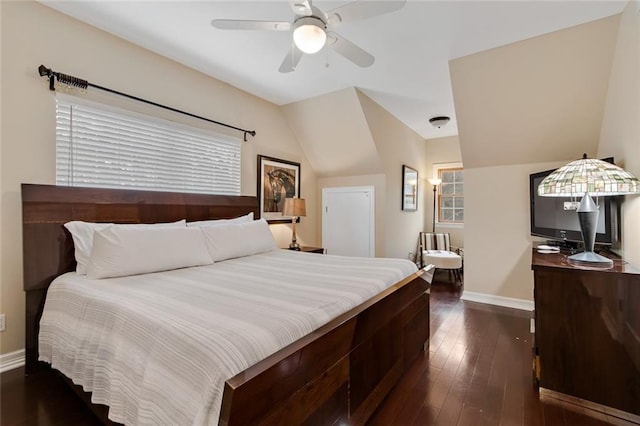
[1,279,612,426]
[369,281,613,426]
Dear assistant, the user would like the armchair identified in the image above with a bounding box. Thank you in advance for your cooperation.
[418,232,463,286]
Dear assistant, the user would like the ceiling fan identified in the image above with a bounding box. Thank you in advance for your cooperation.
[211,0,406,73]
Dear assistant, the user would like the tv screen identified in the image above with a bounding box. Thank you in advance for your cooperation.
[529,160,620,246]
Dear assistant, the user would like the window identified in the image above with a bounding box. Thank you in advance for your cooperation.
[56,94,241,195]
[436,164,464,224]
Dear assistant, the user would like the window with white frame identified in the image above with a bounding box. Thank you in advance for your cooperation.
[436,163,464,224]
[56,94,241,195]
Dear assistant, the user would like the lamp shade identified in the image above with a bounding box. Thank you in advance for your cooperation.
[538,155,640,197]
[293,17,326,54]
[283,197,306,217]
[428,178,442,186]
[537,154,640,267]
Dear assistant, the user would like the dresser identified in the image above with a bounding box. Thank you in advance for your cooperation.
[531,249,640,423]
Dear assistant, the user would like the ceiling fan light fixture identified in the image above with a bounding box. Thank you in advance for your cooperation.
[293,17,327,54]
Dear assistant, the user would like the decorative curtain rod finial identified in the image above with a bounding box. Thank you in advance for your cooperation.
[38,64,55,90]
[38,65,52,77]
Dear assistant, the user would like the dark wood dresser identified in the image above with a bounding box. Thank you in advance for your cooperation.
[531,249,640,423]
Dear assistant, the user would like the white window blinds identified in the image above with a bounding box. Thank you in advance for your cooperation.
[56,95,241,195]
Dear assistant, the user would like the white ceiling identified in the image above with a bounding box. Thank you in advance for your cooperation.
[41,0,626,139]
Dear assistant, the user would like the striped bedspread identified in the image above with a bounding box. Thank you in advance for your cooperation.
[39,249,418,425]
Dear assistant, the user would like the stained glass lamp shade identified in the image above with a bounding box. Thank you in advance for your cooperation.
[538,154,640,265]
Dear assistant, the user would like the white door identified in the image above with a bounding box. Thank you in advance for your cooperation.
[322,186,375,257]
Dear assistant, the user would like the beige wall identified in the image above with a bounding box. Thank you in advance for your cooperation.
[451,14,621,303]
[357,91,428,260]
[282,88,384,177]
[0,0,3,337]
[424,135,464,249]
[598,1,640,267]
[0,2,317,354]
[464,161,563,301]
[290,88,428,261]
[451,15,620,169]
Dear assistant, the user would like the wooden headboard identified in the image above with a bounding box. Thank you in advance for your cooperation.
[21,183,258,373]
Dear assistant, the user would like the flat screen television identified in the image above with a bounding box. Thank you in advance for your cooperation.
[529,158,620,246]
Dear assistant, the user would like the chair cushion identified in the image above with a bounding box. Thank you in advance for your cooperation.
[422,250,462,269]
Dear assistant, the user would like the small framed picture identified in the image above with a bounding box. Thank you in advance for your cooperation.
[402,165,418,211]
[257,155,301,223]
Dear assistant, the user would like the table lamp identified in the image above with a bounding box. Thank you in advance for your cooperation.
[538,154,639,266]
[283,197,306,250]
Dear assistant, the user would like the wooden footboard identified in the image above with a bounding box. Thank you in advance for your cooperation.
[220,271,431,425]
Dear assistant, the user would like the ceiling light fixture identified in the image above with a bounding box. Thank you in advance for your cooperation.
[293,16,327,54]
[429,116,450,128]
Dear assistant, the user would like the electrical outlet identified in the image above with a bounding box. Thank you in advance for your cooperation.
[0,314,5,332]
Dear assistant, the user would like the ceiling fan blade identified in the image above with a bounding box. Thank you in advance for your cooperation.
[288,0,313,16]
[326,0,406,26]
[329,33,374,68]
[279,45,304,73]
[211,19,291,31]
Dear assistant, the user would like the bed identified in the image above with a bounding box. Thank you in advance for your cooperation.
[22,183,432,425]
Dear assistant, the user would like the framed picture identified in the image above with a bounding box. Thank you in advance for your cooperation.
[402,164,418,211]
[257,155,301,223]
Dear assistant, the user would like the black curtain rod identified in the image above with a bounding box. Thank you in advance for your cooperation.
[38,65,256,142]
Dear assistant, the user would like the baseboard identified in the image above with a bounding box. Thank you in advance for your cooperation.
[540,387,640,425]
[0,349,25,373]
[461,291,534,311]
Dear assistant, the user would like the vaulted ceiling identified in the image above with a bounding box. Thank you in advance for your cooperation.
[40,1,626,140]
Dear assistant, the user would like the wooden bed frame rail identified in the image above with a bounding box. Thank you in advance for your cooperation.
[220,272,430,425]
[21,183,431,425]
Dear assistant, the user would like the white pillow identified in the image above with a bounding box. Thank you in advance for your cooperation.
[86,226,212,279]
[64,219,186,275]
[201,219,277,262]
[187,212,254,227]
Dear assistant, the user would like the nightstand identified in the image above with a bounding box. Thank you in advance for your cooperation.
[294,246,325,254]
